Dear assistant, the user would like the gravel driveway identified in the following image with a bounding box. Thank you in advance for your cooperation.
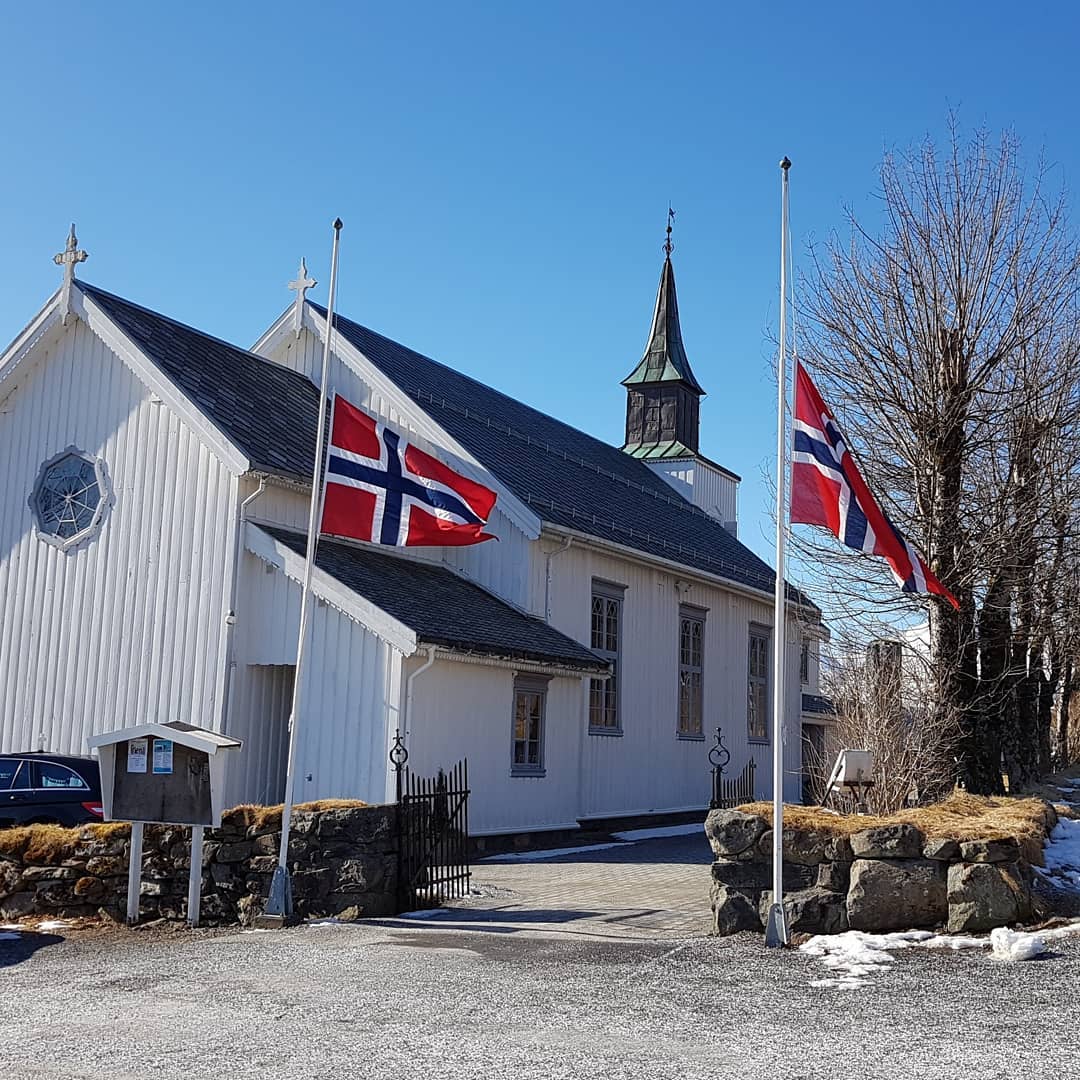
[1,914,1078,1080]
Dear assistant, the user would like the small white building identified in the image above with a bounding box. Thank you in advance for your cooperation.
[0,232,829,837]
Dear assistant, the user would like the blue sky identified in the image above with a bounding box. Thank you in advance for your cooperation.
[1,1,1075,576]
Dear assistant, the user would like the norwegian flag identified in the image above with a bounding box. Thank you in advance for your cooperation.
[791,362,959,609]
[321,396,497,547]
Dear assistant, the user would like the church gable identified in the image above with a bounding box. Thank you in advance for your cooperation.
[0,310,237,754]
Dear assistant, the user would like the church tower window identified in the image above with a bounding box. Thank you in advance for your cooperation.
[31,448,109,550]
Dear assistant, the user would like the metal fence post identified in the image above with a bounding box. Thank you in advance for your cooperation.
[709,727,731,810]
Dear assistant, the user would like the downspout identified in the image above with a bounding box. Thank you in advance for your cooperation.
[544,536,573,621]
[220,476,267,735]
[402,646,437,752]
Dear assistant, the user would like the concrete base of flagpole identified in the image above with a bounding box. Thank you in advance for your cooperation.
[765,903,789,948]
[256,866,296,929]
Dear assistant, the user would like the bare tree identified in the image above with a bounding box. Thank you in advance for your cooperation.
[796,121,1080,793]
[815,641,962,814]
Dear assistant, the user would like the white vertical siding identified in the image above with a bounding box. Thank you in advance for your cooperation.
[405,657,585,835]
[0,319,235,756]
[546,544,804,820]
[647,458,739,533]
[224,664,293,806]
[231,550,403,805]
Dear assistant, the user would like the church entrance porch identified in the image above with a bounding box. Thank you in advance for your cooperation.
[425,828,712,938]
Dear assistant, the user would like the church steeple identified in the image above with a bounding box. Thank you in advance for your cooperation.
[622,213,705,458]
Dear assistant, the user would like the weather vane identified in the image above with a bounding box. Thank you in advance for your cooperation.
[664,206,675,257]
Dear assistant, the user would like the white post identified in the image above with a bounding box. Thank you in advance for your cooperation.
[264,219,343,921]
[187,825,204,928]
[766,157,792,949]
[126,821,144,925]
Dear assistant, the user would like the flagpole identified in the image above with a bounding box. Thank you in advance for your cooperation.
[264,217,343,922]
[766,158,792,949]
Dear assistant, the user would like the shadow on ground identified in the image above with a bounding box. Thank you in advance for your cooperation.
[0,931,64,969]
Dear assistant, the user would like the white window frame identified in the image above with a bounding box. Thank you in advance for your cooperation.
[512,675,549,776]
[748,623,771,743]
[589,580,624,736]
[30,446,112,552]
[677,605,706,739]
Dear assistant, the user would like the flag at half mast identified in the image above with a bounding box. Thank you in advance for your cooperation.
[322,395,498,547]
[791,361,959,610]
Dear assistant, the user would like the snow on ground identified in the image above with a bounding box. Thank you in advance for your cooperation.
[1037,816,1080,890]
[482,841,627,862]
[802,920,1080,988]
[34,920,68,932]
[611,823,704,842]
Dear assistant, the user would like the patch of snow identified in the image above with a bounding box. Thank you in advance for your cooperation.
[990,927,1047,961]
[0,932,20,941]
[611,823,703,842]
[0,923,21,931]
[482,841,627,862]
[35,920,68,931]
[921,934,987,951]
[307,919,346,928]
[802,930,988,989]
[1040,817,1080,891]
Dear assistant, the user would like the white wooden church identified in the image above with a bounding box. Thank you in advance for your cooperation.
[0,228,830,836]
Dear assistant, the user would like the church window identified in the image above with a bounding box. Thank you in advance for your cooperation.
[589,581,623,734]
[512,675,548,775]
[748,625,771,742]
[31,449,109,551]
[678,608,705,738]
[800,640,810,685]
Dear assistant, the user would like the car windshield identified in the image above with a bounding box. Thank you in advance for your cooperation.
[36,761,88,789]
[0,758,23,790]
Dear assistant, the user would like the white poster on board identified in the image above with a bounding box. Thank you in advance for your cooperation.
[127,738,148,773]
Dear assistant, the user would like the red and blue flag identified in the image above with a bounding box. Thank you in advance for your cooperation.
[791,362,959,609]
[321,396,497,547]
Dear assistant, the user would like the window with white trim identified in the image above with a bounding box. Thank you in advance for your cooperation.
[748,625,770,742]
[512,675,548,775]
[678,607,705,737]
[31,448,109,550]
[589,581,623,733]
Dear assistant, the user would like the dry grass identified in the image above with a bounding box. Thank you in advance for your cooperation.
[0,820,131,862]
[222,798,367,832]
[0,800,368,863]
[738,790,1055,843]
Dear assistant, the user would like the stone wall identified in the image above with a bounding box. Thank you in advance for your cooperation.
[0,803,399,925]
[706,806,1055,936]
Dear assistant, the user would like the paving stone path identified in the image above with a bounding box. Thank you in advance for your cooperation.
[428,829,714,939]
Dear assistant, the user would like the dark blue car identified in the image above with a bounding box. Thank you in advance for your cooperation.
[0,753,103,828]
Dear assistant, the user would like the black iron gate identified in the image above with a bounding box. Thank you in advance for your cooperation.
[390,730,471,910]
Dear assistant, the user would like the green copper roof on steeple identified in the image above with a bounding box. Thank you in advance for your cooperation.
[621,254,705,395]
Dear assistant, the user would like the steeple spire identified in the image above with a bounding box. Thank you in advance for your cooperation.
[621,214,705,458]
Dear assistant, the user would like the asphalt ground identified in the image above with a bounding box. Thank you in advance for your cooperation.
[1,916,1078,1080]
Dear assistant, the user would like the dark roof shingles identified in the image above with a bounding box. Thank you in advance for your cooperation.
[80,283,319,480]
[262,526,606,672]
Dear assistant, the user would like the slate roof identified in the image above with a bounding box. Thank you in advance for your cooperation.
[78,283,319,482]
[801,693,836,716]
[314,303,814,606]
[260,526,607,673]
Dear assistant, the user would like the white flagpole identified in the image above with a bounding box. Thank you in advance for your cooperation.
[265,218,343,921]
[766,158,792,948]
